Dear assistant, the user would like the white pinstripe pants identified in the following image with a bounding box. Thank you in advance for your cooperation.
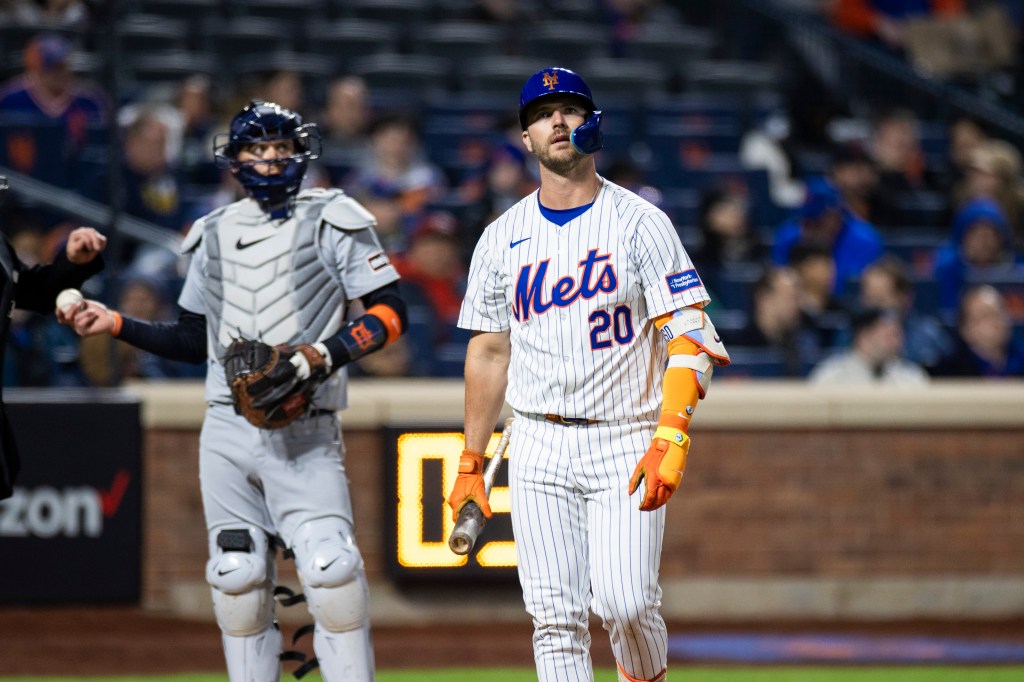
[510,412,668,682]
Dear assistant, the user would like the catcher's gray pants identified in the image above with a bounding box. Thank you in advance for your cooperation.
[199,403,353,546]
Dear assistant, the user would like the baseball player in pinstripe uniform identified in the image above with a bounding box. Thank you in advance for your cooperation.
[64,101,407,682]
[448,68,731,682]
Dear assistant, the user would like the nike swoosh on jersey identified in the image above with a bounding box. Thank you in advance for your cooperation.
[509,237,531,248]
[236,235,274,250]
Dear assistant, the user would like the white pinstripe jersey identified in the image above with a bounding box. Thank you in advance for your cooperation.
[458,177,710,421]
[178,188,399,409]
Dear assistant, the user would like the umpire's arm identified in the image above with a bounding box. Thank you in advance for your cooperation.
[462,329,511,453]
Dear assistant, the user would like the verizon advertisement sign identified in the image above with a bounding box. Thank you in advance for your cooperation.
[0,390,142,602]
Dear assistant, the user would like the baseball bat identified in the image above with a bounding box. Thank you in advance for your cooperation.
[448,417,514,556]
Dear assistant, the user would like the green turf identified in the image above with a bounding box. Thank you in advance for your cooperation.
[3,668,1024,682]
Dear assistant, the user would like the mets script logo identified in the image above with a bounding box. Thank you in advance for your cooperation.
[542,71,559,90]
[513,249,617,322]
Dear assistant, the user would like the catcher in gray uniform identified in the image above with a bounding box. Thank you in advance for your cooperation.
[63,100,407,682]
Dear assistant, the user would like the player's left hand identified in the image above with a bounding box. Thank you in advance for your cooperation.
[65,227,107,264]
[629,426,690,512]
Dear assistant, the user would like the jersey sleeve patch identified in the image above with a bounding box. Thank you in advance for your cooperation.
[367,251,391,272]
[665,269,702,295]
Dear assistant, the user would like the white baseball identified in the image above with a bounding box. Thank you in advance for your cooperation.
[56,288,84,315]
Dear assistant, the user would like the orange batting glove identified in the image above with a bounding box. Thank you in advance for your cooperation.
[447,449,493,522]
[628,415,690,512]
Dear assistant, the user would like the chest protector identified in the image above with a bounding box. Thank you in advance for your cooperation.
[191,190,349,361]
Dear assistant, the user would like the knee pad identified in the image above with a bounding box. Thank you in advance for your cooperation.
[292,517,368,632]
[206,527,275,637]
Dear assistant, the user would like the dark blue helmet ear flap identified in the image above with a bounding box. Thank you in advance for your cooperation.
[212,100,321,219]
[571,110,604,155]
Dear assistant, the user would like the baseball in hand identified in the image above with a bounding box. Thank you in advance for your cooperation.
[56,288,84,315]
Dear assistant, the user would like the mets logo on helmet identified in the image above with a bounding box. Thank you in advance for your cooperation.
[543,71,559,90]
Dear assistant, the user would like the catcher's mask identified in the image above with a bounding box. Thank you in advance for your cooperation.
[518,66,603,155]
[213,100,321,220]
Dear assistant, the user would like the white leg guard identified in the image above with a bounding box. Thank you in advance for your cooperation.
[222,627,283,682]
[206,527,280,682]
[313,620,374,682]
[292,518,374,682]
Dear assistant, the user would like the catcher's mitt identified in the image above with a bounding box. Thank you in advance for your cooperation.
[224,339,328,429]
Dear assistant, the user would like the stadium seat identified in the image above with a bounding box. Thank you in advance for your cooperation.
[349,53,451,96]
[201,16,298,62]
[412,22,508,63]
[886,190,948,229]
[684,59,781,95]
[335,0,433,24]
[226,0,324,22]
[305,19,401,67]
[579,57,671,100]
[117,14,191,54]
[710,263,763,311]
[715,346,788,379]
[645,120,744,158]
[645,92,748,130]
[622,24,715,69]
[524,21,611,63]
[461,56,555,94]
[126,50,219,86]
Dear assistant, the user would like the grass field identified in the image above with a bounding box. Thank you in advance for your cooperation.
[3,669,1024,681]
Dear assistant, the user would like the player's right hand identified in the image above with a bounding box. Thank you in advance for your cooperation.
[58,299,119,337]
[629,424,690,512]
[447,449,493,522]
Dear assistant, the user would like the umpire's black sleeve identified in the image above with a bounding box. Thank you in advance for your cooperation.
[117,309,207,364]
[12,245,105,314]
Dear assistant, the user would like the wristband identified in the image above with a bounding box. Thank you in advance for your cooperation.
[458,449,484,474]
[110,310,124,337]
[654,425,687,446]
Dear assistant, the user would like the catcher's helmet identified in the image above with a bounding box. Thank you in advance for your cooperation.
[518,67,603,155]
[213,100,321,219]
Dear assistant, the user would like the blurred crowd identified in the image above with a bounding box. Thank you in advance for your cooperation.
[1,0,1023,385]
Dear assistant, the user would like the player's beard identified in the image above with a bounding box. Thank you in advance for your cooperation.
[535,142,585,176]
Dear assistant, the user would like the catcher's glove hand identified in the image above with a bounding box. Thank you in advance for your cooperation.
[224,339,329,429]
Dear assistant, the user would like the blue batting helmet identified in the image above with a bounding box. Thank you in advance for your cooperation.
[518,67,603,155]
[213,100,321,219]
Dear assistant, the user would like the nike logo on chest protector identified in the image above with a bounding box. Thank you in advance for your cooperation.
[236,234,274,250]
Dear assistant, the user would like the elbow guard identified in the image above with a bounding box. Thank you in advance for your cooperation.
[324,303,405,368]
[659,307,730,398]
